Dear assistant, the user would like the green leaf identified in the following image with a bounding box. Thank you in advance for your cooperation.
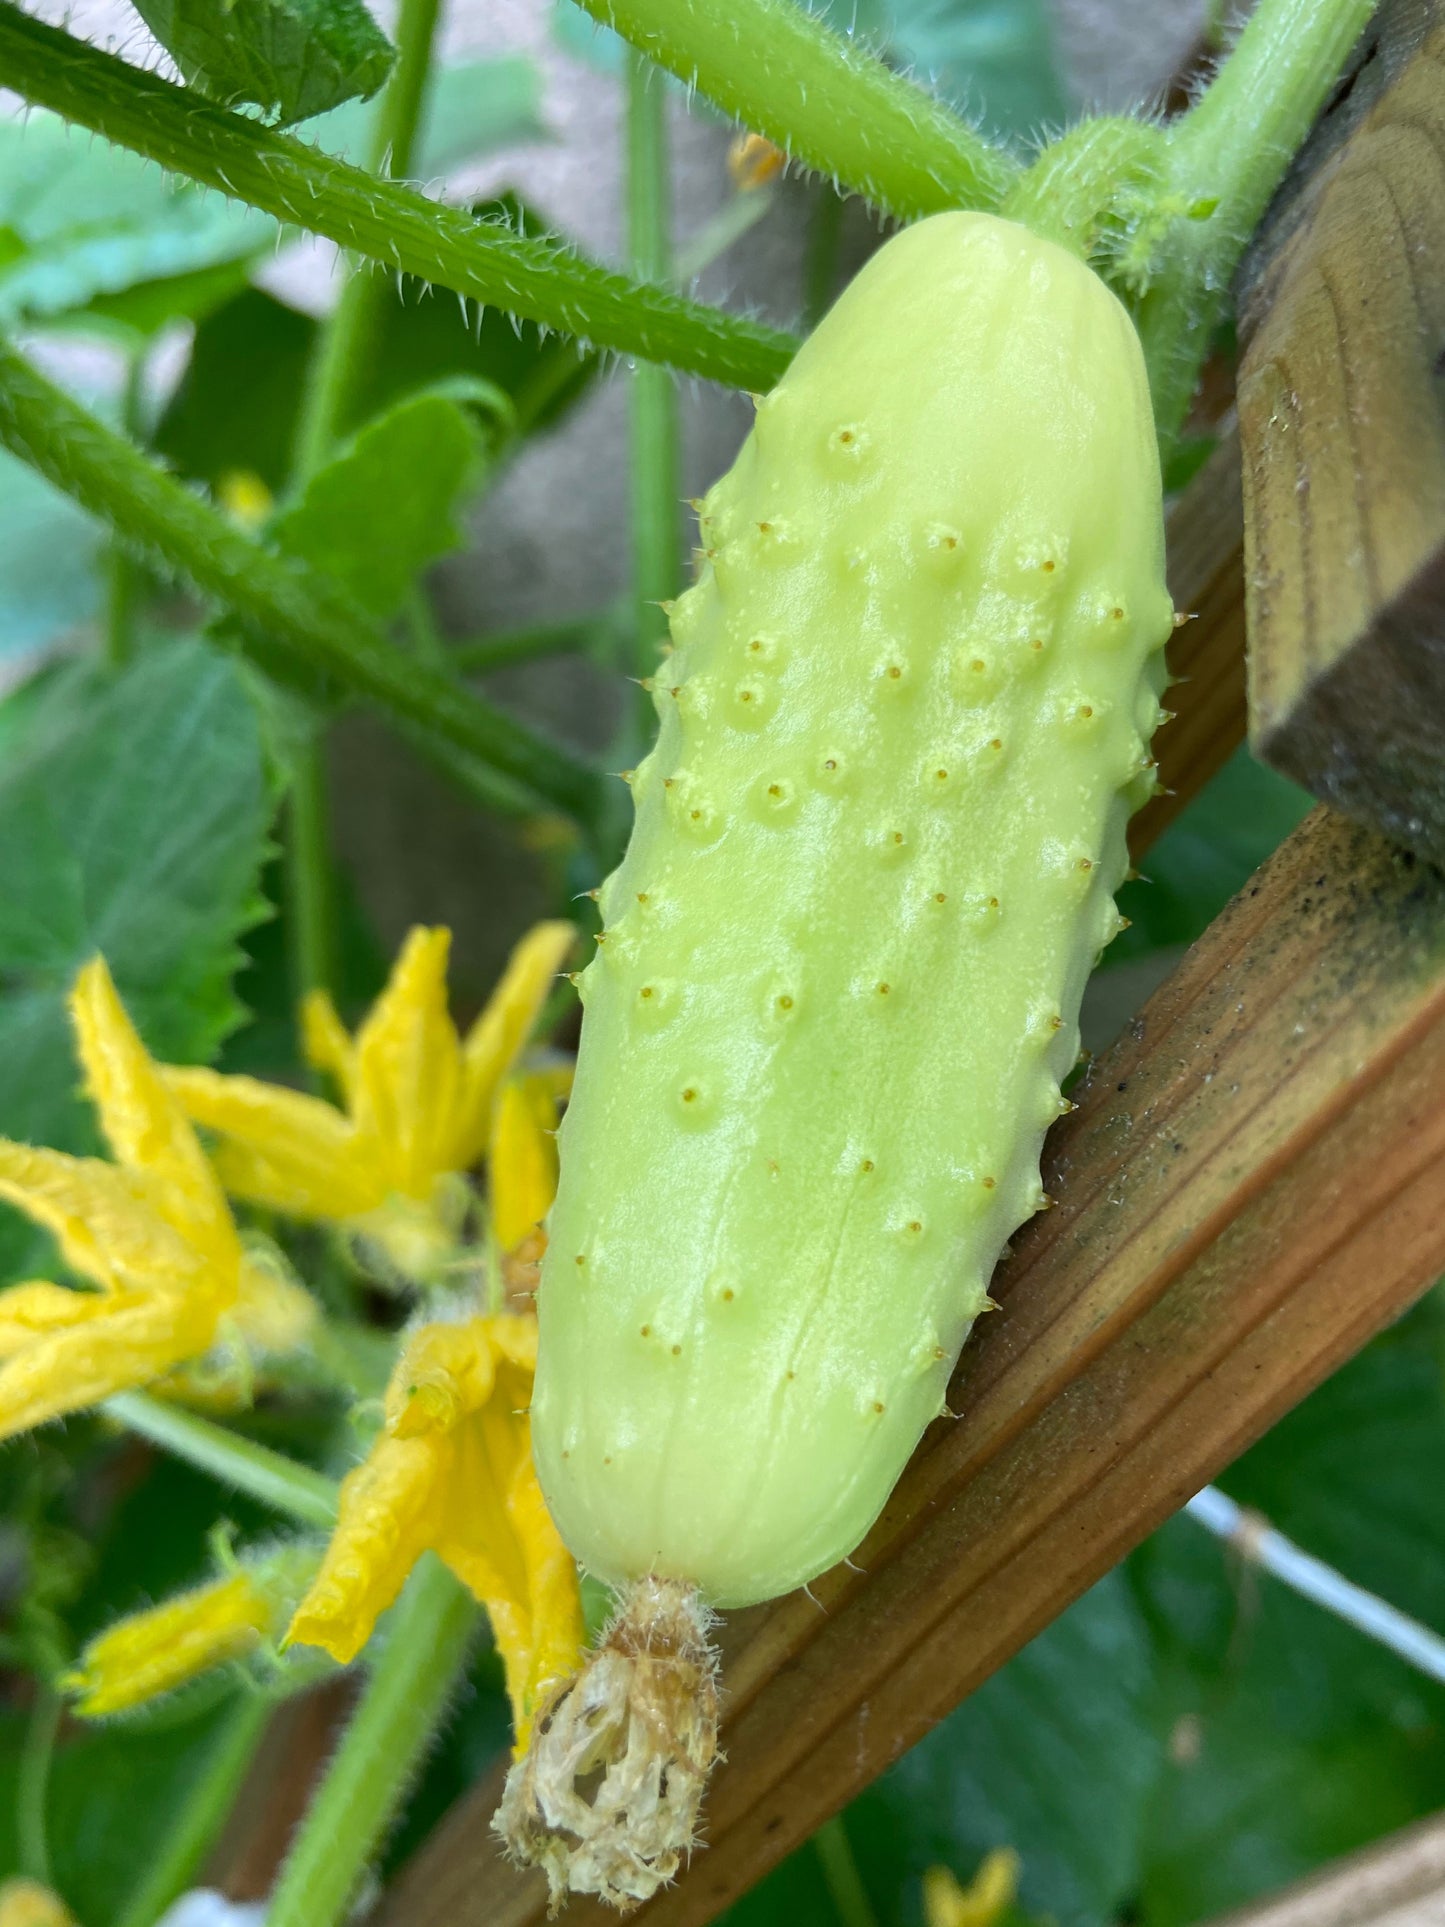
[0,1693,254,1927]
[882,0,1067,143]
[0,640,274,1276]
[1131,1299,1445,1923]
[154,286,317,493]
[266,382,498,616]
[810,0,1067,144]
[0,108,271,334]
[155,226,597,493]
[304,54,548,173]
[0,447,104,657]
[129,0,395,123]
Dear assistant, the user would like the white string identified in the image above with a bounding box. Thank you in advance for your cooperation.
[1186,1485,1445,1686]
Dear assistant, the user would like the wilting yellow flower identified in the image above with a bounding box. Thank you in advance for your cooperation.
[728,129,786,190]
[164,922,574,1283]
[287,1314,583,1750]
[64,1546,320,1717]
[923,1848,1022,1927]
[0,1880,77,1927]
[0,959,315,1441]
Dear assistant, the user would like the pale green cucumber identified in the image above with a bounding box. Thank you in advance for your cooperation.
[532,210,1172,1610]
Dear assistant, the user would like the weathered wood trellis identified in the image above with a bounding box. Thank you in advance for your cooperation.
[379,1,1445,1920]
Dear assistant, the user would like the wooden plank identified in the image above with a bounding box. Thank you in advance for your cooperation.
[1237,0,1445,862]
[1201,1810,1445,1926]
[381,808,1445,1927]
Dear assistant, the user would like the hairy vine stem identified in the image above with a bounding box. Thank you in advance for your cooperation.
[0,340,605,823]
[1138,0,1379,439]
[0,2,797,393]
[573,0,1019,220]
[266,1555,480,1927]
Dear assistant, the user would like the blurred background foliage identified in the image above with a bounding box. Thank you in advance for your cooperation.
[1,0,1442,1922]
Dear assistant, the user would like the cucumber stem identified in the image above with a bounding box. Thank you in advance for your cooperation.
[494,1575,720,1909]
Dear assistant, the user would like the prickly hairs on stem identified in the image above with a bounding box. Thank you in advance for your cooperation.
[494,1576,721,1911]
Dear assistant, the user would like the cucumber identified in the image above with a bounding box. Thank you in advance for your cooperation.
[532,212,1171,1611]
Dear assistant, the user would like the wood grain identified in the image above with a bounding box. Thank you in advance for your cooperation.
[381,807,1445,1927]
[1238,0,1445,862]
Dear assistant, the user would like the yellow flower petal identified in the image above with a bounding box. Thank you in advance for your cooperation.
[163,1065,383,1221]
[442,1396,583,1750]
[922,1849,1022,1927]
[0,1142,209,1300]
[352,928,465,1200]
[0,1879,78,1927]
[0,1280,109,1355]
[66,1568,276,1716]
[0,1285,217,1439]
[385,1318,497,1437]
[489,1075,561,1258]
[71,957,235,1273]
[455,922,576,1171]
[288,1314,582,1743]
[66,1546,320,1716]
[302,987,357,1098]
[286,1431,441,1664]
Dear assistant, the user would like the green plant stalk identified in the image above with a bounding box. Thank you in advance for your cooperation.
[266,1554,480,1927]
[1139,0,1377,439]
[292,0,442,476]
[287,742,338,1003]
[112,1690,273,1927]
[0,3,795,393]
[1002,116,1167,266]
[451,611,614,674]
[16,1680,60,1886]
[812,1815,879,1927]
[0,339,604,823]
[575,0,1018,220]
[627,53,681,757]
[285,0,443,1013]
[106,1392,340,1527]
[105,346,149,669]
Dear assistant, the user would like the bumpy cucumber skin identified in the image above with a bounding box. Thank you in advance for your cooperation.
[533,212,1172,1610]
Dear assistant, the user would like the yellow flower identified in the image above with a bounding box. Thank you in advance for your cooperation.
[923,1848,1022,1927]
[65,1545,320,1716]
[0,1880,77,1927]
[164,922,575,1283]
[0,959,315,1441]
[287,1313,583,1751]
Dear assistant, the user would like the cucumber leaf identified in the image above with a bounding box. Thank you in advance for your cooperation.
[266,381,502,616]
[304,54,548,173]
[0,640,275,1279]
[0,449,105,658]
[0,109,270,334]
[128,0,395,123]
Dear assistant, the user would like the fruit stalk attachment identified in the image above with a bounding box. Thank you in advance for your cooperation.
[496,1576,721,1910]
